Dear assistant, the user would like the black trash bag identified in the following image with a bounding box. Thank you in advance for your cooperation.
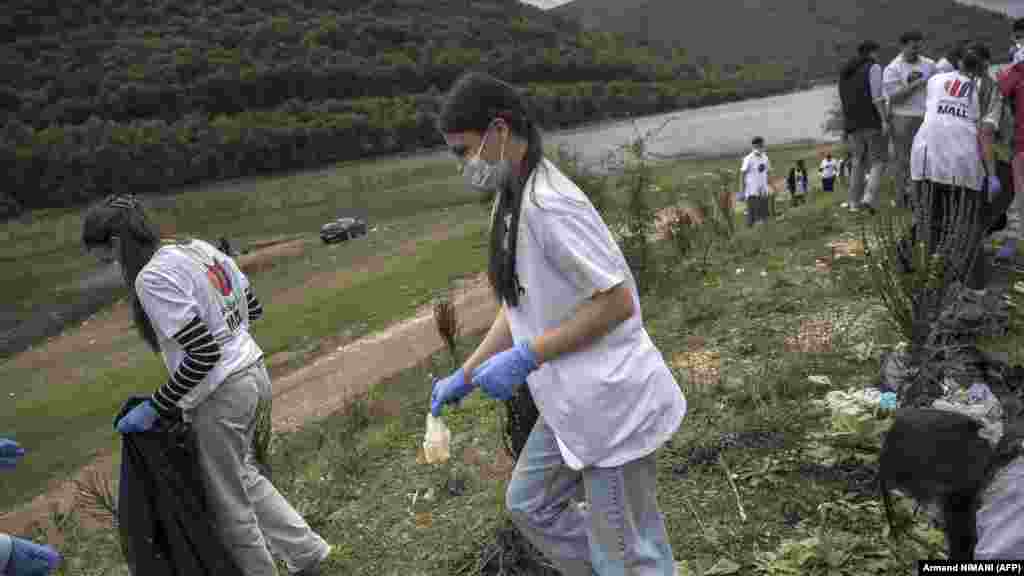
[502,383,540,463]
[116,395,245,576]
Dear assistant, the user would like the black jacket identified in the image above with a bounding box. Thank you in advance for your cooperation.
[839,56,882,134]
[116,395,245,576]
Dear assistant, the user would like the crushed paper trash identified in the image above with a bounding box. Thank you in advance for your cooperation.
[807,375,832,387]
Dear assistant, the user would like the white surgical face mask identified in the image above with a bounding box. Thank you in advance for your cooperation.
[461,123,510,202]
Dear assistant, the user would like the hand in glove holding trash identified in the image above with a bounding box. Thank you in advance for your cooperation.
[471,342,539,401]
[116,400,159,433]
[0,439,25,470]
[430,368,474,417]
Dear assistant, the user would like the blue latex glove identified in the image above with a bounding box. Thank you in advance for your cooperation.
[7,536,61,576]
[987,175,1002,203]
[471,342,539,401]
[0,439,25,470]
[997,238,1018,262]
[430,368,474,417]
[115,400,159,434]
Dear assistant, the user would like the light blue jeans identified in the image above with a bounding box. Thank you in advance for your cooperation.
[506,418,676,576]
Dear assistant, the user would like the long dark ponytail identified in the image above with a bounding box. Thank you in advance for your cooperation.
[82,195,162,352]
[438,71,546,308]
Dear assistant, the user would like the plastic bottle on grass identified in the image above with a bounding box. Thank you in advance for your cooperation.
[879,392,898,411]
[422,413,451,464]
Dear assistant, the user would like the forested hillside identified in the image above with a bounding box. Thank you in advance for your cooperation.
[0,0,804,213]
[554,0,1013,82]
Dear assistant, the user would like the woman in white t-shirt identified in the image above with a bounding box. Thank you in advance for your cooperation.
[909,42,1002,290]
[431,72,685,575]
[81,195,331,576]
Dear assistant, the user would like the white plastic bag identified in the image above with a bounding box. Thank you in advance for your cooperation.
[422,413,451,464]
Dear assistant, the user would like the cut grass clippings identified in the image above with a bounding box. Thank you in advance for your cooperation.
[19,144,1001,575]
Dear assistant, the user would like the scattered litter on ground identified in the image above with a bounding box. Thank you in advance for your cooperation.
[816,389,885,418]
[807,375,831,387]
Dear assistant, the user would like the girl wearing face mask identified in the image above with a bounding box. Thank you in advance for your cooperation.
[430,71,685,575]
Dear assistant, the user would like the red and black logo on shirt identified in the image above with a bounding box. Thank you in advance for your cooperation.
[205,261,233,297]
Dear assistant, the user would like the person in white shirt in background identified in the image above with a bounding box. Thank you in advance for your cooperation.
[885,30,937,209]
[819,152,838,194]
[738,136,776,226]
[431,71,685,576]
[909,41,1002,291]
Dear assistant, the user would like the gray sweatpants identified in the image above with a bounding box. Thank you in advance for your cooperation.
[847,128,888,209]
[190,361,328,576]
[890,115,924,208]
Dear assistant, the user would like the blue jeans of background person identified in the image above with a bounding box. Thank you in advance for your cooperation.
[506,418,675,576]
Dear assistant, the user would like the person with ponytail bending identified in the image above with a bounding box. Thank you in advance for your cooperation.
[429,72,686,575]
[81,195,331,576]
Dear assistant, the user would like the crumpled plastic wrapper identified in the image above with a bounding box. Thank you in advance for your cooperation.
[422,413,451,464]
[931,382,1004,448]
[818,389,885,417]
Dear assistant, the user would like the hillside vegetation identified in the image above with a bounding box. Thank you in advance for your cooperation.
[0,0,802,213]
[554,0,1013,82]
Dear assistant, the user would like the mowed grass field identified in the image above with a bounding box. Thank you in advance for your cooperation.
[30,142,1023,575]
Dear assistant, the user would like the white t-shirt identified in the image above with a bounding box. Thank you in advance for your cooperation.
[935,57,956,75]
[820,159,838,179]
[740,150,771,198]
[504,158,686,470]
[136,239,263,411]
[911,71,999,192]
[884,54,937,117]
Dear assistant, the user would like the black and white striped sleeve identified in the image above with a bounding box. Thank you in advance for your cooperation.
[151,316,223,417]
[245,287,263,323]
